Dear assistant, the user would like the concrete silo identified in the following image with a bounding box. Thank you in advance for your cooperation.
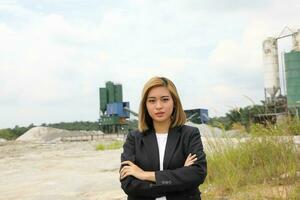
[262,37,281,102]
[99,81,130,133]
[260,28,300,120]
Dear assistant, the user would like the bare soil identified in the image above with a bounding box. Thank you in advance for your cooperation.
[0,140,127,200]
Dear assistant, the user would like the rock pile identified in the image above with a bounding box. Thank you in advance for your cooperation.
[16,126,104,143]
[0,138,7,145]
[186,122,243,137]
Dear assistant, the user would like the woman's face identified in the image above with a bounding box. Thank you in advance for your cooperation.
[146,86,174,125]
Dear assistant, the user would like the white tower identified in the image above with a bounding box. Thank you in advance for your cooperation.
[262,37,281,102]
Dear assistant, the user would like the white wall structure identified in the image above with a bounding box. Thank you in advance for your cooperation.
[262,37,281,99]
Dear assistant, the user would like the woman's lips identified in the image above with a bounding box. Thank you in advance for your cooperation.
[155,112,165,117]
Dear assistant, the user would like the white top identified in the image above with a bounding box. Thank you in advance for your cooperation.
[155,133,168,200]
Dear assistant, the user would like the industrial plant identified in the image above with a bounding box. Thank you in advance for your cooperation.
[259,28,300,122]
[98,82,209,133]
[98,81,130,133]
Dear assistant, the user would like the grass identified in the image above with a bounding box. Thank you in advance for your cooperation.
[96,140,123,151]
[201,124,300,199]
[250,117,300,136]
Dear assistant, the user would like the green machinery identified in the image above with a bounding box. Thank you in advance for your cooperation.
[284,50,300,116]
[99,81,130,133]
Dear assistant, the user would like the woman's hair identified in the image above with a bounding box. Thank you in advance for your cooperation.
[138,76,186,132]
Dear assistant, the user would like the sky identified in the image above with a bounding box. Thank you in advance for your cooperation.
[0,0,300,128]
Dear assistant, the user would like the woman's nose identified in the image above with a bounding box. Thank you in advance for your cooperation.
[155,101,162,109]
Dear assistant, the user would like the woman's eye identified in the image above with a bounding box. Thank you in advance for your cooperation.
[162,98,169,102]
[148,99,155,103]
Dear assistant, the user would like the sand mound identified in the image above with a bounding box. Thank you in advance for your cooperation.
[17,127,104,143]
[0,138,7,145]
[185,122,243,137]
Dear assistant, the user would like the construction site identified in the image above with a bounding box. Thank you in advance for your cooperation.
[0,27,300,199]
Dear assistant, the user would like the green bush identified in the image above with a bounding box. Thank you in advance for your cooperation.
[0,129,14,140]
[0,125,32,140]
[96,141,123,151]
[250,117,300,136]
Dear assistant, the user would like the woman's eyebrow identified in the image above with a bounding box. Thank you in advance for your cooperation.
[147,95,170,99]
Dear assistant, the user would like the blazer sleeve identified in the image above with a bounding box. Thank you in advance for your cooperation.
[153,127,207,192]
[120,131,165,198]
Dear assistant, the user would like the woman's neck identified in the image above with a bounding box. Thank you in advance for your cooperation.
[153,120,171,134]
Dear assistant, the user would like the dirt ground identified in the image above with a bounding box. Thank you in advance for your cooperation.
[1,133,299,200]
[0,139,127,200]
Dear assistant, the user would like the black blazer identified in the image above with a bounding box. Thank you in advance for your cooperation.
[120,125,207,200]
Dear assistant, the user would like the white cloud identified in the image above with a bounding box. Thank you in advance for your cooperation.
[0,0,300,128]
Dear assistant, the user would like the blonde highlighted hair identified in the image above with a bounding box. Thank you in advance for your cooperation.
[138,76,186,132]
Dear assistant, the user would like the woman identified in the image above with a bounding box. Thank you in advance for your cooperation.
[119,76,207,200]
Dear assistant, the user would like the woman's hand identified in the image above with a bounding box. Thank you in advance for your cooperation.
[120,160,147,181]
[184,153,197,166]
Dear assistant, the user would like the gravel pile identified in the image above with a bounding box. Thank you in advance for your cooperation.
[16,126,104,143]
[0,138,7,145]
[16,123,245,144]
[186,122,243,138]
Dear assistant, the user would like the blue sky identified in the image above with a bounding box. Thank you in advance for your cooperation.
[0,0,299,128]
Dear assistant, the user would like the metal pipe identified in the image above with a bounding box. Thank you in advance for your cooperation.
[276,33,296,40]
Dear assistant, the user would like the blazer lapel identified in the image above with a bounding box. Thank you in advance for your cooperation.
[142,129,160,170]
[163,126,181,169]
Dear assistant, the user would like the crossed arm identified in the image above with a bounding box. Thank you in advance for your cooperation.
[120,153,197,182]
[119,129,207,198]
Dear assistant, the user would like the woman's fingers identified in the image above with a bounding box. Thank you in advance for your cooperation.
[120,166,131,179]
[186,154,196,161]
[121,160,134,166]
[120,171,129,180]
[191,156,197,161]
[120,161,133,175]
[185,158,197,166]
[184,153,197,166]
[187,154,196,159]
[120,160,134,177]
[188,157,197,164]
[120,166,129,174]
[190,154,197,158]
